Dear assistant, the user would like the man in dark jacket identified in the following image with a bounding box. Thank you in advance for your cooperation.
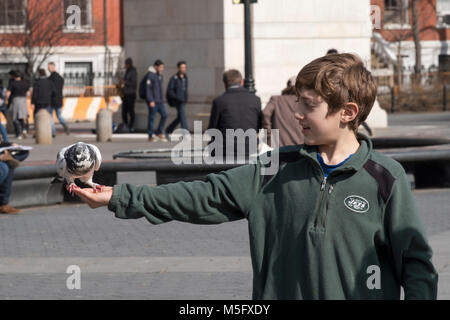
[121,57,137,132]
[145,59,167,142]
[48,62,69,135]
[166,61,189,135]
[208,69,262,161]
[32,68,56,137]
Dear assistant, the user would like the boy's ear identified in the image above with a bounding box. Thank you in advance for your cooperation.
[340,102,359,124]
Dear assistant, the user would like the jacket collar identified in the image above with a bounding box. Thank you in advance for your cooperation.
[226,86,247,93]
[298,133,372,174]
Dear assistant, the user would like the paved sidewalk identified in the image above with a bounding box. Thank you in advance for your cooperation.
[0,112,448,299]
[0,188,448,299]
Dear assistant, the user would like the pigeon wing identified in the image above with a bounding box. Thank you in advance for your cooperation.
[55,144,76,184]
[88,144,102,171]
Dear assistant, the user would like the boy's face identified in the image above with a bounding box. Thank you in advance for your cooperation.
[295,88,344,146]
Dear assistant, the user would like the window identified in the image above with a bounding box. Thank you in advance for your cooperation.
[384,0,409,27]
[0,0,26,29]
[63,0,92,32]
[0,63,28,88]
[437,0,450,28]
[64,62,93,87]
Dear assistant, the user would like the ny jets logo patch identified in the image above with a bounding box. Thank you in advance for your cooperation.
[344,195,370,213]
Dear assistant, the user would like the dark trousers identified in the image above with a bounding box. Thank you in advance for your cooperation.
[0,162,13,205]
[13,119,25,137]
[0,150,29,205]
[147,102,167,137]
[122,94,136,129]
[0,106,8,142]
[166,103,188,134]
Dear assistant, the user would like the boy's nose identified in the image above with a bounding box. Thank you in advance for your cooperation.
[294,113,304,121]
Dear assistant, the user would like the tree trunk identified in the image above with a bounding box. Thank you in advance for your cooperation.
[412,0,422,82]
[397,41,403,90]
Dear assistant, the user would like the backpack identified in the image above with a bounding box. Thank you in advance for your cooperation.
[165,76,177,107]
[138,72,149,100]
[116,122,129,134]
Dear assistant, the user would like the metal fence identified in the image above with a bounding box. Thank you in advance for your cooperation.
[62,72,122,97]
[0,71,123,98]
[377,85,449,113]
[373,71,450,113]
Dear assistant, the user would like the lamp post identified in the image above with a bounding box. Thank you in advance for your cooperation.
[233,0,257,93]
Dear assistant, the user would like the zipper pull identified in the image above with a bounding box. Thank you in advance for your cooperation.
[328,184,334,194]
[320,177,327,191]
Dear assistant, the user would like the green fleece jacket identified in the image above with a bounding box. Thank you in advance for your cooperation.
[108,134,438,300]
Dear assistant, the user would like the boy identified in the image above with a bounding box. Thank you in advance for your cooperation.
[74,53,438,299]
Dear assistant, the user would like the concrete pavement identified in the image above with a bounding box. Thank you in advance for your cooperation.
[0,188,448,299]
[0,112,449,299]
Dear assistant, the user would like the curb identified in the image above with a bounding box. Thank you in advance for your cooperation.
[9,144,450,209]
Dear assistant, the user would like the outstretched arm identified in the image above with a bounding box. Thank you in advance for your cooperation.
[74,163,263,225]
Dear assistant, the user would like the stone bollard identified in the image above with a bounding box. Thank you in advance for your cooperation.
[96,108,113,142]
[35,109,52,144]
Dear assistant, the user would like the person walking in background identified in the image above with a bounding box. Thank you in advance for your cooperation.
[166,61,189,137]
[145,59,168,142]
[262,76,304,148]
[7,70,16,89]
[48,62,69,135]
[121,57,138,133]
[0,80,9,142]
[31,69,56,138]
[326,48,338,55]
[6,72,30,140]
[208,69,262,159]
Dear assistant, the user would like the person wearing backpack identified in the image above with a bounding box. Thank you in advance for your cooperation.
[165,61,189,137]
[142,59,168,142]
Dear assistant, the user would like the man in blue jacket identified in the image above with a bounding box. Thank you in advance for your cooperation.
[166,61,189,136]
[145,59,168,142]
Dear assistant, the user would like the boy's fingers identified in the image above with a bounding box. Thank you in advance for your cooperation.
[73,188,99,207]
[73,187,112,208]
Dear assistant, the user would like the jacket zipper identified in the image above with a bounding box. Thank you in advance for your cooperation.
[305,152,356,231]
[313,176,327,228]
[322,184,334,228]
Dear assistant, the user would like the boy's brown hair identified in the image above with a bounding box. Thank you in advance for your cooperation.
[295,53,377,132]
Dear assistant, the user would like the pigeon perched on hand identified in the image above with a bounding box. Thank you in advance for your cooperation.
[52,142,103,195]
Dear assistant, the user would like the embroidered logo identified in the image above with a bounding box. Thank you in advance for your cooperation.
[344,195,370,213]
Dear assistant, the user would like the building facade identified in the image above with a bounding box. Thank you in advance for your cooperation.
[124,0,386,130]
[372,0,450,72]
[0,0,124,90]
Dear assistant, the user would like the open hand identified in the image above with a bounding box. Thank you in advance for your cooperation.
[72,186,114,208]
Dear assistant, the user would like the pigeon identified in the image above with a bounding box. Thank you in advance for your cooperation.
[52,142,103,195]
